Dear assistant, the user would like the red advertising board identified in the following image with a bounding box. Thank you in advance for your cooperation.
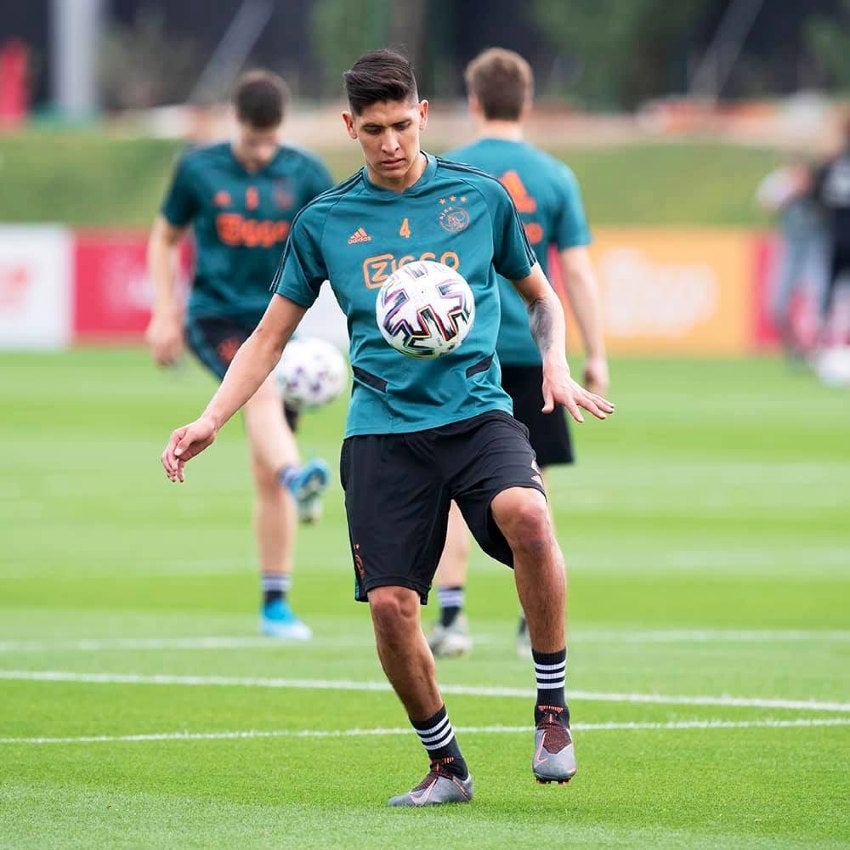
[73,230,192,342]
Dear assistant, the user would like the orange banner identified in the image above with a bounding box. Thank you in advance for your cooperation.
[571,228,754,355]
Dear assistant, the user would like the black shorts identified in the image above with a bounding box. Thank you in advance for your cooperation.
[501,364,574,467]
[339,411,546,603]
[185,315,298,431]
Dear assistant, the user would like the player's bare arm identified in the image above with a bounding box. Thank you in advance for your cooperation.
[161,294,307,482]
[146,215,188,367]
[512,263,614,423]
[559,246,609,395]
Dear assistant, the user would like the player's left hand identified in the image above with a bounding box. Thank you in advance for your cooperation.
[161,415,218,483]
[542,354,614,423]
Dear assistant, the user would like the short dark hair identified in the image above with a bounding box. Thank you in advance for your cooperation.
[232,70,289,128]
[465,48,533,121]
[343,49,419,115]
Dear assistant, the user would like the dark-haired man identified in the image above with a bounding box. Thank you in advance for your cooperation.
[161,51,614,805]
[147,70,334,640]
[429,48,609,659]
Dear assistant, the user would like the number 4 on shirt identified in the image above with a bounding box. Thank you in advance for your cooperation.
[399,217,411,238]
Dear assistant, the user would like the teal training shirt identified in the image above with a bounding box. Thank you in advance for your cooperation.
[273,153,536,437]
[444,138,590,365]
[161,141,333,326]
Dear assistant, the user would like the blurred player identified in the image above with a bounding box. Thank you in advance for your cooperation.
[146,70,334,640]
[160,50,614,805]
[756,153,824,359]
[429,48,609,659]
[814,114,850,345]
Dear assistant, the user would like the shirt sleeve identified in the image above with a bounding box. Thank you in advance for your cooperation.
[272,207,328,308]
[160,154,199,227]
[553,165,591,250]
[486,179,538,281]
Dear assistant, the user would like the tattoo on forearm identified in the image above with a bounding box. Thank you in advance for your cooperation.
[528,298,555,355]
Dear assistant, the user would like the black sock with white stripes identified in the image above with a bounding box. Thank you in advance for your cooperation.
[410,705,468,779]
[262,573,291,607]
[438,585,465,627]
[532,648,569,727]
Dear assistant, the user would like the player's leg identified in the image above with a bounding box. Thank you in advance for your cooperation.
[493,486,575,784]
[242,375,312,639]
[340,433,473,806]
[502,365,574,659]
[449,412,575,785]
[428,502,473,658]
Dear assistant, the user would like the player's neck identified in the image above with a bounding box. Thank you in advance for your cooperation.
[366,151,427,193]
[476,120,524,142]
[230,142,279,174]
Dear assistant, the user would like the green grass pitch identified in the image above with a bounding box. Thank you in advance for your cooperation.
[0,349,848,849]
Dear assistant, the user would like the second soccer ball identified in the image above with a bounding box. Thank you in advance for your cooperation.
[275,337,348,410]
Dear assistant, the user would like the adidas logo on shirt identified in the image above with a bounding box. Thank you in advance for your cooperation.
[348,227,372,244]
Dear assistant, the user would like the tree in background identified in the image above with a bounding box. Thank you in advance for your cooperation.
[532,0,714,109]
[806,0,850,92]
[99,8,202,109]
[312,0,430,97]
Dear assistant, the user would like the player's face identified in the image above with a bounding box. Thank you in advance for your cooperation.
[343,99,428,191]
[233,122,280,172]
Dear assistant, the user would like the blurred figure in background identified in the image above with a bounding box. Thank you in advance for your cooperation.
[814,113,850,348]
[429,48,609,659]
[146,70,334,639]
[755,153,825,360]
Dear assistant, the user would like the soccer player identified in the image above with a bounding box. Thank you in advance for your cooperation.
[146,70,334,640]
[814,114,850,340]
[428,48,609,659]
[161,50,614,805]
[756,154,824,359]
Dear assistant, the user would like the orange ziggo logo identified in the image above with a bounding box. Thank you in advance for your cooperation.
[362,251,460,288]
[216,213,291,248]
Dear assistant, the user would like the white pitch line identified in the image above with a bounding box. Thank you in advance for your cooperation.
[0,628,848,654]
[2,670,849,713]
[1,717,848,746]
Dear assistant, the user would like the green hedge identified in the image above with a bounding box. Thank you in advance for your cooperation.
[0,128,781,228]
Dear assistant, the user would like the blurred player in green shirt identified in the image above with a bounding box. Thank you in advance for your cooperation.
[429,48,609,660]
[161,50,613,805]
[146,70,334,640]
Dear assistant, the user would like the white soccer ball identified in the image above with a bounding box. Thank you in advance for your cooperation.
[375,260,475,358]
[815,346,850,387]
[275,337,348,409]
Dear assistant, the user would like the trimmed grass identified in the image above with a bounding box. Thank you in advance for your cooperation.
[0,350,848,848]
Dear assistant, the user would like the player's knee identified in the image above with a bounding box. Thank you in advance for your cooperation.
[499,497,552,558]
[368,586,419,636]
[251,459,281,495]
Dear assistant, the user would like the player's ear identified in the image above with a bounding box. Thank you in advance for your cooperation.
[342,111,357,140]
[418,99,429,130]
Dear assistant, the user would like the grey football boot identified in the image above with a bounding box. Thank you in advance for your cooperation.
[388,762,474,807]
[427,615,473,658]
[532,711,577,784]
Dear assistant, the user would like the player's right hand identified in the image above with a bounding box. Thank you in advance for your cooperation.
[161,417,218,483]
[145,313,184,367]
